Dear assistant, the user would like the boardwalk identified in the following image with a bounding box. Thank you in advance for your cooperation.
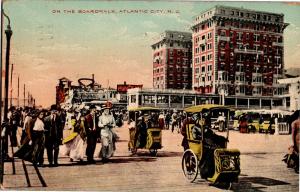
[2,126,299,191]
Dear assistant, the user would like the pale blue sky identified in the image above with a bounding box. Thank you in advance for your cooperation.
[2,0,300,107]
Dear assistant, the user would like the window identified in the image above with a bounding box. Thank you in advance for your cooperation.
[201,66,205,72]
[207,43,212,50]
[202,35,205,40]
[220,30,226,36]
[170,42,173,47]
[208,65,212,71]
[220,53,225,60]
[208,75,212,81]
[254,34,260,42]
[208,32,212,39]
[130,95,136,103]
[207,54,212,61]
[237,32,242,41]
[263,15,267,21]
[240,86,245,94]
[202,55,206,62]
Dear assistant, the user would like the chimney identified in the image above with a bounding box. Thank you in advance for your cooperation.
[92,74,94,80]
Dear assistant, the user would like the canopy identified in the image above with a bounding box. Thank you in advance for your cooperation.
[128,106,160,112]
[184,104,231,113]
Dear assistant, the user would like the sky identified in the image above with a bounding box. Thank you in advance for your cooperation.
[1,0,300,107]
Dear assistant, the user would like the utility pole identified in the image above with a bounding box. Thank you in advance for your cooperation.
[17,75,19,107]
[27,92,30,107]
[23,84,25,107]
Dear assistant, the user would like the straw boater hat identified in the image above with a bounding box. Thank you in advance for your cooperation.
[102,102,112,110]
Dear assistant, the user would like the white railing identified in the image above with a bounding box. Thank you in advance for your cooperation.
[234,48,264,55]
[199,39,206,45]
[276,122,290,135]
[218,36,230,41]
[272,42,284,46]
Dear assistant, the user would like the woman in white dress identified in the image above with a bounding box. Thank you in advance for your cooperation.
[98,106,116,163]
[62,114,87,162]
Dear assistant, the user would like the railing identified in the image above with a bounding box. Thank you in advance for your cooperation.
[276,122,290,135]
[272,42,284,46]
[234,48,264,55]
[199,39,206,45]
[218,36,230,41]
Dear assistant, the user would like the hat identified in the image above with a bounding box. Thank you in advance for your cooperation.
[102,102,112,110]
[89,104,96,109]
[50,104,57,111]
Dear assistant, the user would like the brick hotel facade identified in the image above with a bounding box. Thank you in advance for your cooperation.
[151,31,193,90]
[191,6,289,97]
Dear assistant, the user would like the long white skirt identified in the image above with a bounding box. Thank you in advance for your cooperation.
[99,128,115,159]
[61,135,86,161]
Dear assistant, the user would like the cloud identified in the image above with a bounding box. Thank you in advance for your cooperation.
[39,43,88,51]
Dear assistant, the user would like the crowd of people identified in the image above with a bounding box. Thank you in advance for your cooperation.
[5,103,119,167]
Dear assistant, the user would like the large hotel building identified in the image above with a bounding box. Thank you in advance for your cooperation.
[191,6,288,97]
[151,31,193,90]
[129,6,292,110]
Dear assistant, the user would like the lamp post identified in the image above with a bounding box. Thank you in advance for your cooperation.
[3,11,12,121]
[1,9,13,186]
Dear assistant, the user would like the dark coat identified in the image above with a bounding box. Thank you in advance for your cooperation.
[84,114,99,136]
[44,114,63,140]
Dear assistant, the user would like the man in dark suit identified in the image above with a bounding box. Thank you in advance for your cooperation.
[44,105,64,167]
[85,105,98,164]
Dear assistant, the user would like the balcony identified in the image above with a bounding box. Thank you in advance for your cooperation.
[217,80,227,85]
[272,42,284,46]
[195,82,205,87]
[234,48,264,55]
[252,81,263,86]
[235,81,247,85]
[218,36,230,41]
[199,39,206,46]
[273,74,283,79]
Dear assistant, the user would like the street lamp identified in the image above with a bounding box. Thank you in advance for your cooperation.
[3,10,12,122]
[1,9,12,186]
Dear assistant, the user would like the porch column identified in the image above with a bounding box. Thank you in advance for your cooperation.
[235,97,237,108]
[247,98,250,109]
[259,98,262,109]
